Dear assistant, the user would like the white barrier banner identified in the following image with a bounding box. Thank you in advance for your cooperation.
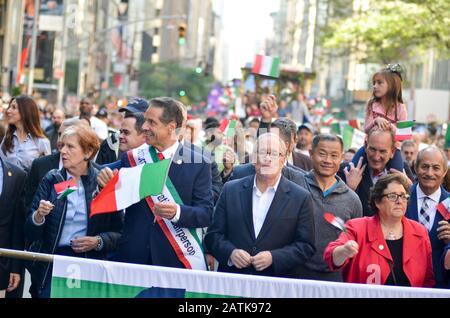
[51,255,450,298]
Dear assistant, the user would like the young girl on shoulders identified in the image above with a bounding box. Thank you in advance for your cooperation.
[352,64,407,172]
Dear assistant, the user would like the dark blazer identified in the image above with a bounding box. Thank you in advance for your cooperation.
[114,143,214,267]
[338,160,414,217]
[230,163,306,188]
[0,157,26,289]
[24,152,60,212]
[292,151,313,171]
[184,141,223,205]
[204,175,316,277]
[406,184,449,288]
[96,133,123,166]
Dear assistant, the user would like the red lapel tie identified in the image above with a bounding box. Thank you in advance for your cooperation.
[157,152,165,161]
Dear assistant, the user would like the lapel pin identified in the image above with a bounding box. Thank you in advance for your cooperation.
[176,159,183,165]
[378,244,384,250]
[7,171,12,177]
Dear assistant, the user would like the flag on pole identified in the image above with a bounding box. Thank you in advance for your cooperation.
[322,114,334,126]
[436,197,450,221]
[342,124,354,150]
[348,119,359,129]
[445,123,450,149]
[90,159,171,217]
[52,179,78,203]
[330,122,341,135]
[57,187,78,200]
[342,124,366,150]
[395,120,415,141]
[252,54,280,78]
[324,213,347,233]
[219,118,237,138]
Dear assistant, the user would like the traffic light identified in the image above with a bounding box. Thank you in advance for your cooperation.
[195,62,203,74]
[178,24,186,45]
[179,90,186,97]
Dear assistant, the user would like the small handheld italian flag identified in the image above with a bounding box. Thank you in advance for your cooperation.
[436,198,450,221]
[90,159,171,217]
[324,212,348,233]
[395,120,415,141]
[252,54,280,78]
[54,179,77,201]
[219,118,237,138]
[322,114,334,126]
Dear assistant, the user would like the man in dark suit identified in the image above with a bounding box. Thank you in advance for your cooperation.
[97,97,213,270]
[0,155,26,298]
[338,128,414,216]
[406,146,450,288]
[204,133,315,277]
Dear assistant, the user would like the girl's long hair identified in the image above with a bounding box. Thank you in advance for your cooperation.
[1,95,46,154]
[367,68,403,121]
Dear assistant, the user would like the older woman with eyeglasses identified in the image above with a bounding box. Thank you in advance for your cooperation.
[324,174,435,287]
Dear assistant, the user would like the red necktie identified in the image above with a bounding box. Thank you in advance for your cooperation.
[157,152,165,161]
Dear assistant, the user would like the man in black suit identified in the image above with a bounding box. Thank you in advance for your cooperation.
[0,155,26,298]
[204,133,315,277]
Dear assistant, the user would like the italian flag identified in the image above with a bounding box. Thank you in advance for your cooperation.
[90,159,170,217]
[252,54,280,78]
[436,198,450,221]
[322,114,334,126]
[324,212,347,233]
[322,99,331,108]
[54,179,77,200]
[395,120,415,141]
[330,122,341,135]
[445,123,450,149]
[219,118,236,138]
[348,119,359,129]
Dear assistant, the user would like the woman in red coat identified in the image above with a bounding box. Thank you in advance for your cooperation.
[324,174,435,287]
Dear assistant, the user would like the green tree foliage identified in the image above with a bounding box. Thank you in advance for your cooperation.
[321,0,450,63]
[138,62,214,104]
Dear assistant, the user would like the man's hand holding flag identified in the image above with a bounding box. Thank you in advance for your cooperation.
[90,159,171,217]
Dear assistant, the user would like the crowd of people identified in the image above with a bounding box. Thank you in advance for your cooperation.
[0,64,450,299]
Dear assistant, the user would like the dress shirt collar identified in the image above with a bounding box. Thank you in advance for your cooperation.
[158,140,180,159]
[253,173,282,196]
[417,185,441,203]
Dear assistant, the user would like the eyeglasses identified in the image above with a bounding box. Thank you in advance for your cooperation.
[382,193,410,202]
[257,150,284,159]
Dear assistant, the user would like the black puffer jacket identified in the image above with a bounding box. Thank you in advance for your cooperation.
[25,163,123,292]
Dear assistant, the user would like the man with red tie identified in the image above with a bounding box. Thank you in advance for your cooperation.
[97,97,213,270]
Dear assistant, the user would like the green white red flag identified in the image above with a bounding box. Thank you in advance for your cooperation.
[252,54,280,78]
[90,159,171,217]
[395,120,415,141]
[436,197,450,221]
[324,212,347,233]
